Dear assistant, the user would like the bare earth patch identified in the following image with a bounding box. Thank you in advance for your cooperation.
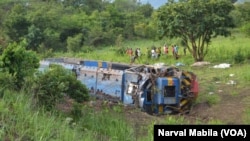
[122,85,250,126]
[188,85,250,124]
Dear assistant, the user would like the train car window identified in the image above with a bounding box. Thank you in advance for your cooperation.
[164,86,175,97]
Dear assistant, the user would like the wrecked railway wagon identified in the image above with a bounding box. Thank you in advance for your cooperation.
[39,58,199,115]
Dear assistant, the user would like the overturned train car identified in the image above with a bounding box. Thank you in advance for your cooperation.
[39,58,199,115]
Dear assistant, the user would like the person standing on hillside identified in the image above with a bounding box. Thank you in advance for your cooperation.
[163,44,168,55]
[135,48,139,58]
[131,48,139,65]
[151,47,156,59]
[174,45,179,59]
[171,45,175,57]
[156,47,161,59]
[129,48,133,57]
[137,48,141,57]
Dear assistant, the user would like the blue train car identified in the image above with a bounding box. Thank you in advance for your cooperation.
[39,58,199,115]
[77,59,134,104]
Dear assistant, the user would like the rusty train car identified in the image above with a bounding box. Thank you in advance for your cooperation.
[39,58,199,115]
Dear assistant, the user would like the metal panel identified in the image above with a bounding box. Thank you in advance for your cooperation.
[156,77,181,105]
[82,60,100,67]
[153,94,164,104]
[39,60,50,72]
[78,66,98,95]
[96,68,123,101]
[123,72,141,104]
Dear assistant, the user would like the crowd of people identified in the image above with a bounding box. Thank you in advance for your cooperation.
[125,44,185,64]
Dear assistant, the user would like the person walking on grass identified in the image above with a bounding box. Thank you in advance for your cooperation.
[171,45,175,57]
[151,46,156,59]
[156,47,161,59]
[137,48,141,57]
[131,48,143,65]
[174,45,179,60]
[163,44,168,55]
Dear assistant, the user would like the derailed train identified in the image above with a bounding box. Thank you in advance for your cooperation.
[39,58,199,115]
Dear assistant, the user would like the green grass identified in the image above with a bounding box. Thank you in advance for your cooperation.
[0,90,86,141]
[0,90,136,141]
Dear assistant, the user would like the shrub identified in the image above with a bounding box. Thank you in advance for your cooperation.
[67,33,83,52]
[246,51,250,60]
[0,72,16,97]
[70,102,83,121]
[0,41,39,89]
[37,43,54,58]
[115,47,127,56]
[81,46,94,53]
[115,34,124,47]
[31,64,89,110]
[234,48,245,64]
[67,77,89,103]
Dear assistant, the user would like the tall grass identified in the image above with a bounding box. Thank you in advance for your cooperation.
[0,90,86,141]
[0,90,135,141]
[207,33,250,63]
[79,108,134,141]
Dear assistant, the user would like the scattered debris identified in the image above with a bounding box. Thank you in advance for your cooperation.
[153,62,165,67]
[175,62,185,66]
[218,90,223,93]
[191,61,211,67]
[227,80,236,85]
[209,92,214,95]
[213,63,231,69]
[229,74,235,77]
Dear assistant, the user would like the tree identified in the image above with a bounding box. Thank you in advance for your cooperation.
[0,40,39,89]
[66,33,84,52]
[3,4,30,42]
[136,3,154,18]
[157,0,235,61]
[233,2,250,26]
[113,0,138,12]
[25,25,45,51]
[234,2,250,36]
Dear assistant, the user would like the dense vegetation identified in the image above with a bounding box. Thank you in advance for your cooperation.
[0,0,249,60]
[0,0,250,140]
